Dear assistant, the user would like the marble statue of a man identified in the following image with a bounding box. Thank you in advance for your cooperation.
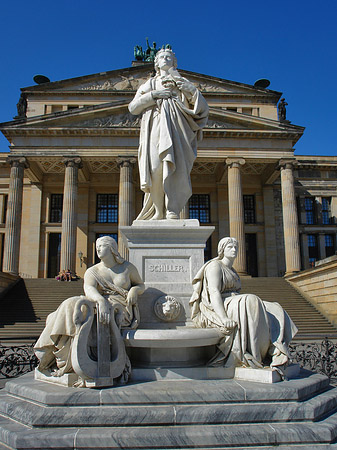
[129,49,209,220]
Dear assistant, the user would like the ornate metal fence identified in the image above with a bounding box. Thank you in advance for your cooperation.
[0,339,337,381]
[0,343,38,379]
[289,338,337,380]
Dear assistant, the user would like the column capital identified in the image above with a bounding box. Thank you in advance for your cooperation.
[116,157,137,168]
[62,156,83,169]
[278,159,297,171]
[7,156,29,169]
[226,158,245,169]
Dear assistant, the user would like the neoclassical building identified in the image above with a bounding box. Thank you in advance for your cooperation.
[0,62,336,279]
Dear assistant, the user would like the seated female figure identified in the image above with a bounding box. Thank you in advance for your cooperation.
[34,236,145,383]
[190,237,297,372]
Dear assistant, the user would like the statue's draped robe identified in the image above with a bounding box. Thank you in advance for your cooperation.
[129,76,209,219]
[190,259,297,370]
[34,266,139,376]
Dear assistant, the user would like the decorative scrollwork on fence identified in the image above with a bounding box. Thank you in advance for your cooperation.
[0,344,38,378]
[289,337,337,379]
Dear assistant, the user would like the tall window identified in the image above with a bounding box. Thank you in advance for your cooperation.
[2,195,8,223]
[325,234,335,258]
[189,194,210,223]
[307,234,319,267]
[322,197,332,224]
[305,197,316,224]
[96,194,118,223]
[49,194,63,223]
[243,195,256,224]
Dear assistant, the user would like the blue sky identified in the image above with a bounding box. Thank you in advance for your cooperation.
[0,0,336,156]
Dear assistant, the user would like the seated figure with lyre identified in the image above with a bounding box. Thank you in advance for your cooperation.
[34,236,145,387]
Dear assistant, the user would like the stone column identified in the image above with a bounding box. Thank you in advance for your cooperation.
[60,157,82,273]
[279,160,301,275]
[3,156,29,275]
[226,158,246,274]
[117,157,136,259]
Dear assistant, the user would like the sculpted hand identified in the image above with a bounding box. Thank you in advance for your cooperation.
[97,299,110,325]
[151,89,172,100]
[127,288,138,306]
[175,80,196,96]
[221,318,237,331]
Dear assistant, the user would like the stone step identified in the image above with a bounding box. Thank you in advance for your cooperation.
[0,371,337,449]
[2,384,337,427]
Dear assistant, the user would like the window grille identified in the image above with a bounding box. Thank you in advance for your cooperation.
[243,195,256,224]
[49,194,63,223]
[96,194,118,223]
[189,194,210,223]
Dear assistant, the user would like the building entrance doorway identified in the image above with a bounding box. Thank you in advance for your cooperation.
[48,233,61,278]
[245,233,258,277]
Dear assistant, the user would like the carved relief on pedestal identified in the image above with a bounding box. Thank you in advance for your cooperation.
[154,295,182,322]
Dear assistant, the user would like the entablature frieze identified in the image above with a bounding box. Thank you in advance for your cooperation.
[2,128,303,141]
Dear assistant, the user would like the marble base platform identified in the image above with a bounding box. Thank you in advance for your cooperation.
[1,370,337,449]
[34,369,116,388]
[130,364,299,382]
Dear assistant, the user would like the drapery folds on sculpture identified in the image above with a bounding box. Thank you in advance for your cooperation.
[60,157,82,273]
[190,237,297,374]
[3,156,29,275]
[129,48,209,220]
[35,236,145,387]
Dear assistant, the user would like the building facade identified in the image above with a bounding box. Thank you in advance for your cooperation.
[0,63,336,279]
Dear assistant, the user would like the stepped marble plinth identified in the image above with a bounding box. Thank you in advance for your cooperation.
[1,370,337,449]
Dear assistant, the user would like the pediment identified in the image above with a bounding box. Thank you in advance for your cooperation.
[1,103,304,136]
[22,65,280,98]
[206,108,300,131]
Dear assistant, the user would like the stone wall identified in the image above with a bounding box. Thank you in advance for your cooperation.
[0,272,19,297]
[286,255,337,326]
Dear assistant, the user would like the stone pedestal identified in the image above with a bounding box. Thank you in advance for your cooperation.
[1,371,337,449]
[120,219,214,326]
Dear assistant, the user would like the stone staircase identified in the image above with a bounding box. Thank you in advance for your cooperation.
[241,277,337,340]
[0,277,336,342]
[0,279,83,342]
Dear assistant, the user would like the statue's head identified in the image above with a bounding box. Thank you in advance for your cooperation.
[217,237,238,260]
[154,48,177,74]
[96,236,124,264]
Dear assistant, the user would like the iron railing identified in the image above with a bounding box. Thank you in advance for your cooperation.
[0,343,38,379]
[289,338,337,380]
[0,338,337,381]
